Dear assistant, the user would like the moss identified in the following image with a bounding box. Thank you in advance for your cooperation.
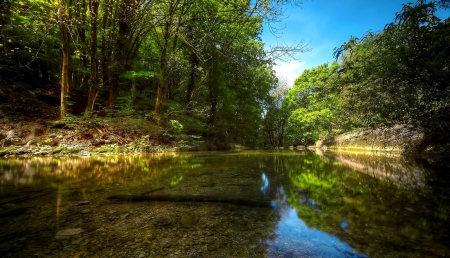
[92,146,111,153]
[52,146,66,153]
[65,147,81,154]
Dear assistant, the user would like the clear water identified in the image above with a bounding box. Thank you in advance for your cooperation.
[0,150,448,257]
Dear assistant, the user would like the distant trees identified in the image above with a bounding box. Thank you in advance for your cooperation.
[334,0,450,145]
[276,0,450,148]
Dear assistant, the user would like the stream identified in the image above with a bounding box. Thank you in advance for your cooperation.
[0,150,449,257]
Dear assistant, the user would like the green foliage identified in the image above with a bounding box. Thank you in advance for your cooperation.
[283,62,346,145]
[334,0,450,142]
[1,0,307,149]
[280,1,449,148]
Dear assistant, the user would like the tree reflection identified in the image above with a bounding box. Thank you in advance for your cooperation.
[0,154,205,194]
[281,152,449,257]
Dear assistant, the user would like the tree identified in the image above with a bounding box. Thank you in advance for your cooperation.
[334,0,450,146]
[284,62,343,145]
[58,0,70,119]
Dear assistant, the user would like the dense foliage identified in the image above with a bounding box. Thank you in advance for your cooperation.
[267,0,450,148]
[0,0,306,148]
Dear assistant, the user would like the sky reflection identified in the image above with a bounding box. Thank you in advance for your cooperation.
[267,208,367,258]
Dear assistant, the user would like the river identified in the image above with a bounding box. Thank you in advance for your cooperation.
[0,150,449,257]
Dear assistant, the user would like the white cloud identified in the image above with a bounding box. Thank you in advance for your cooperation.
[273,61,305,88]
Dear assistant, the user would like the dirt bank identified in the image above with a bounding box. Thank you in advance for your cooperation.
[0,118,206,157]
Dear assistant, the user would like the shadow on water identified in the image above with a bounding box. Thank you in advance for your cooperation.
[0,150,449,257]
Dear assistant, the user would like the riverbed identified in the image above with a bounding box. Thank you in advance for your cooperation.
[0,150,448,257]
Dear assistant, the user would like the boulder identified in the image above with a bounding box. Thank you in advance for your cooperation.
[40,139,56,146]
[6,129,21,139]
[3,138,26,147]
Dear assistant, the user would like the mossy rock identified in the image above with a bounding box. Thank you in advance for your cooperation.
[41,139,56,146]
[3,138,26,147]
[92,146,113,153]
[65,147,81,154]
[52,146,66,153]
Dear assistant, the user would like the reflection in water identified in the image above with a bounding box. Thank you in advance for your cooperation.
[267,208,366,258]
[261,173,269,196]
[0,151,449,257]
[323,151,432,190]
[282,152,449,257]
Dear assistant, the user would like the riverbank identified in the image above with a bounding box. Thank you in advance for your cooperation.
[315,125,450,167]
[0,118,208,157]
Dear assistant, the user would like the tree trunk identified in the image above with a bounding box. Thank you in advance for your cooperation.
[108,0,130,110]
[185,24,197,112]
[85,0,100,117]
[60,0,70,119]
[154,15,172,121]
[101,0,111,105]
[76,0,87,89]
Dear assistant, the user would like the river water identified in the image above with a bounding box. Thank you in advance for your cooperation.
[0,150,448,257]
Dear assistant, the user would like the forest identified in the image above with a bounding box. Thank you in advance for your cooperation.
[0,0,449,153]
[264,0,450,152]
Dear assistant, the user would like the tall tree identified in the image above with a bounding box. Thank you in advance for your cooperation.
[58,0,70,119]
[85,0,100,117]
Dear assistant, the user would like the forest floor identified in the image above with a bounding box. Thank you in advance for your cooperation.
[0,117,208,157]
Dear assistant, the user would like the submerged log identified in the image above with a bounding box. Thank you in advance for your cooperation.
[106,194,273,207]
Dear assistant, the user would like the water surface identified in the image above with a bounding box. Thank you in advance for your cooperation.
[0,150,448,257]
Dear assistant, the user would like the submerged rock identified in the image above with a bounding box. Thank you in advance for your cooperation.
[207,241,220,251]
[56,228,84,239]
[180,213,199,227]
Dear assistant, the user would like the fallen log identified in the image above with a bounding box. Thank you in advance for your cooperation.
[107,194,273,207]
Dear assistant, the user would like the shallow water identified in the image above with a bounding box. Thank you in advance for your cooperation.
[0,150,449,257]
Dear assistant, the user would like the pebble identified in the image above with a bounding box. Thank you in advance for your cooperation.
[77,201,90,206]
[56,228,84,237]
[207,242,220,251]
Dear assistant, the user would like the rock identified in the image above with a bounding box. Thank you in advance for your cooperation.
[56,228,84,237]
[6,129,21,139]
[2,203,17,208]
[77,201,90,206]
[207,241,220,251]
[120,213,129,219]
[26,139,40,146]
[80,209,91,214]
[161,238,177,248]
[405,207,414,212]
[41,139,56,146]
[3,138,26,147]
[180,214,199,227]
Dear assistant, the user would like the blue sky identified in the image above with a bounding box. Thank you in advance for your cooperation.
[261,0,450,87]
